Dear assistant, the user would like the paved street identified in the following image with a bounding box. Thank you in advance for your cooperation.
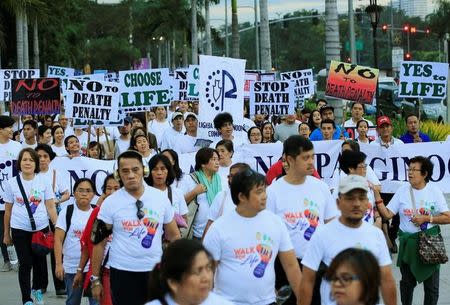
[1,195,450,305]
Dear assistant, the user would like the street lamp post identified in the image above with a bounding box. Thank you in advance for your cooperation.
[366,0,383,116]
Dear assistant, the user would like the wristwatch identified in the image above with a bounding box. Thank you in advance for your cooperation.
[90,275,100,282]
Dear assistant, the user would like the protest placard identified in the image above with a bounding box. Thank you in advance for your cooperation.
[173,69,196,101]
[249,81,295,116]
[244,72,259,98]
[0,69,40,101]
[64,79,120,123]
[187,65,199,98]
[398,61,449,99]
[10,78,61,116]
[326,61,379,104]
[259,73,276,81]
[119,68,171,112]
[47,66,75,78]
[104,72,119,83]
[280,69,314,108]
[197,55,246,140]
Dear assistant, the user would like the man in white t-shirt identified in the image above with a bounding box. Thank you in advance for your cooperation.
[203,169,302,305]
[148,106,171,148]
[177,112,200,153]
[21,120,38,149]
[266,135,338,305]
[0,115,23,272]
[160,112,184,153]
[370,116,403,148]
[299,175,396,305]
[343,102,374,128]
[91,151,181,305]
[114,117,132,156]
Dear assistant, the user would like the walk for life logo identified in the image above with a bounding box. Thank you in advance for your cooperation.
[198,55,246,140]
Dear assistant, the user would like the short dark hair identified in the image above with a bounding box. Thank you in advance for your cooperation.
[230,162,250,173]
[405,113,419,123]
[213,112,233,130]
[216,139,234,153]
[409,156,434,182]
[145,154,175,186]
[316,98,327,106]
[17,148,40,173]
[64,135,79,148]
[351,101,364,110]
[117,150,144,173]
[194,148,218,171]
[148,239,213,302]
[282,135,314,160]
[230,169,266,205]
[51,125,64,139]
[73,178,95,193]
[23,119,37,130]
[341,139,360,152]
[320,118,336,129]
[247,126,262,142]
[161,149,183,181]
[88,141,104,159]
[35,144,57,161]
[356,119,369,129]
[301,108,311,115]
[325,248,380,305]
[339,150,367,174]
[37,125,51,137]
[298,122,311,131]
[101,174,120,194]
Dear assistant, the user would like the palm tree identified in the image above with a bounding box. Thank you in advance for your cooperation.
[231,0,239,58]
[33,17,39,69]
[325,0,340,67]
[191,0,198,64]
[259,0,271,71]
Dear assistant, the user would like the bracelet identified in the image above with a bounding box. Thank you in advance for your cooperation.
[375,199,384,205]
[76,267,83,272]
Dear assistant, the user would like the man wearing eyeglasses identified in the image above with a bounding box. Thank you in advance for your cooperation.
[299,175,396,305]
[91,151,180,305]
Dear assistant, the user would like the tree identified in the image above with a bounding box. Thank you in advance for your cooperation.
[191,0,198,64]
[325,0,340,66]
[259,0,271,71]
[231,0,239,58]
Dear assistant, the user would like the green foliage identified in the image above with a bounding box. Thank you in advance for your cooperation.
[420,121,450,141]
[87,37,140,71]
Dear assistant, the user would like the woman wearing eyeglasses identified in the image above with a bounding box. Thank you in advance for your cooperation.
[325,248,380,305]
[376,156,450,305]
[54,178,98,305]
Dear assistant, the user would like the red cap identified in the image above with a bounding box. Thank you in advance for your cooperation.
[377,116,392,127]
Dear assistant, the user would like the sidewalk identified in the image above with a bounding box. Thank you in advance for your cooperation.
[1,195,450,305]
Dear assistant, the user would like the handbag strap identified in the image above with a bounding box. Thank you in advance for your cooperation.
[17,175,37,231]
[218,191,227,217]
[409,186,417,217]
[167,186,173,204]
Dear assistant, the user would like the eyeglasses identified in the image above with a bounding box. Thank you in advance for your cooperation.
[136,200,145,220]
[328,274,360,287]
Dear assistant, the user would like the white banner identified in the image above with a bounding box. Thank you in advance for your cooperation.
[119,68,171,112]
[0,69,40,101]
[280,68,314,108]
[0,158,18,211]
[244,72,259,98]
[47,66,75,78]
[398,61,449,99]
[198,55,246,140]
[249,81,295,116]
[187,65,200,98]
[64,79,120,123]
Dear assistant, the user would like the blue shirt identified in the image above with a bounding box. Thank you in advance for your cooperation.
[400,132,431,143]
[310,125,348,141]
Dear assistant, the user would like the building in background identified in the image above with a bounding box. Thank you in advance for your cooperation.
[392,0,436,20]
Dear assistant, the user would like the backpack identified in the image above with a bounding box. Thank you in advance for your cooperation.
[64,204,96,242]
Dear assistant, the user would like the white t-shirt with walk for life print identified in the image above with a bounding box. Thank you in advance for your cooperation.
[4,173,55,232]
[98,185,174,272]
[56,204,94,274]
[301,219,392,305]
[387,183,449,234]
[266,176,338,259]
[203,209,293,305]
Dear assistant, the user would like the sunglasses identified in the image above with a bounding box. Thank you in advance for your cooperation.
[136,200,145,220]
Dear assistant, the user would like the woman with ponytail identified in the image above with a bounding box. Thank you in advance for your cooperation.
[145,239,233,305]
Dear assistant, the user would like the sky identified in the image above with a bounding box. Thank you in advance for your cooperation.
[97,0,393,28]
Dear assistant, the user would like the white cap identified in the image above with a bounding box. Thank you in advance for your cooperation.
[338,175,368,194]
[184,112,197,120]
[171,112,183,121]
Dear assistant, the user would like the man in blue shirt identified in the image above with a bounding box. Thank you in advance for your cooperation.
[309,105,347,141]
[399,114,431,143]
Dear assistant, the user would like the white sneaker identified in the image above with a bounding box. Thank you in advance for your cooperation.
[31,289,44,305]
[0,261,12,272]
[23,301,34,305]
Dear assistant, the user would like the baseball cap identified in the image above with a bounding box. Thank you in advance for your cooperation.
[171,112,183,121]
[0,115,16,129]
[338,175,368,194]
[123,117,132,125]
[377,116,392,127]
[184,112,197,120]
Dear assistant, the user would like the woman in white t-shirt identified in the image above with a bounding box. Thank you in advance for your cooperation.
[51,125,67,157]
[145,154,188,228]
[2,148,58,305]
[161,149,186,189]
[145,239,233,305]
[54,178,97,305]
[38,125,52,145]
[64,135,82,158]
[130,134,156,165]
[376,156,450,305]
[216,140,234,190]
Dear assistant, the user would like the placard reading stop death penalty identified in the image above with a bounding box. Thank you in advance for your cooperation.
[398,61,448,99]
[64,79,120,122]
[249,81,295,116]
[119,68,171,112]
[326,61,379,104]
[0,69,40,101]
[10,78,61,115]
[174,69,196,101]
[280,69,314,108]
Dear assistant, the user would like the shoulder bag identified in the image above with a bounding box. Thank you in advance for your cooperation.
[410,186,448,264]
[179,173,200,239]
[17,175,54,256]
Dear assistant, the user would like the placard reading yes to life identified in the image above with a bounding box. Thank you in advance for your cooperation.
[398,61,449,99]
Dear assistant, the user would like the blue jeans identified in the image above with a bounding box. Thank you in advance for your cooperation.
[64,273,98,305]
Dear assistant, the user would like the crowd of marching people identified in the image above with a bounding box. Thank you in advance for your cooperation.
[1,98,450,305]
